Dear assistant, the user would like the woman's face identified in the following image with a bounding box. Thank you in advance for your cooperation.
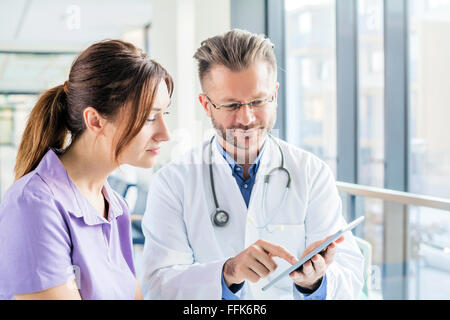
[116,79,171,168]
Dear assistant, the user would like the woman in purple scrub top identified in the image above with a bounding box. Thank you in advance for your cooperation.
[0,40,173,300]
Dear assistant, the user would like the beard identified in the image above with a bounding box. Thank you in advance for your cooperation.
[211,114,276,164]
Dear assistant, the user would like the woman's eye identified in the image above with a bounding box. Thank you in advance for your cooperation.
[147,111,170,123]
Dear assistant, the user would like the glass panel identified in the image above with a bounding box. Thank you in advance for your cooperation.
[285,0,337,175]
[409,0,450,198]
[408,0,450,299]
[357,0,384,188]
[408,206,450,299]
[339,193,384,299]
[340,193,450,300]
[356,0,385,298]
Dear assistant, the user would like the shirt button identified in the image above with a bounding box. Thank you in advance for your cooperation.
[243,184,248,189]
[236,167,241,171]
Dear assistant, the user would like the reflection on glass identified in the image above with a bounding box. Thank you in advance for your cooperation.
[284,0,337,175]
[408,0,450,299]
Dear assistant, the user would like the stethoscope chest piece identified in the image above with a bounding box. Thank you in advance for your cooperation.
[212,209,229,227]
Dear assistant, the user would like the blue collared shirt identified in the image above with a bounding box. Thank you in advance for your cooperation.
[216,138,327,300]
[215,138,265,208]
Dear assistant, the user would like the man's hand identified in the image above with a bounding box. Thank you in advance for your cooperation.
[289,235,345,291]
[223,239,296,287]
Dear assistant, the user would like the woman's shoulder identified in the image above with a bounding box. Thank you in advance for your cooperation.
[0,171,69,231]
[2,171,54,207]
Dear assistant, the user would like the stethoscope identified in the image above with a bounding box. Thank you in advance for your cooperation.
[209,134,291,230]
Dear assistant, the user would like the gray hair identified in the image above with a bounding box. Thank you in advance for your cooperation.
[193,29,277,88]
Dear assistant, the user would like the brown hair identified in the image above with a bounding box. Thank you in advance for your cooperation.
[193,29,277,89]
[14,39,173,180]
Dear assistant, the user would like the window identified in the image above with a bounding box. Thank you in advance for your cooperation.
[357,0,385,274]
[407,0,450,299]
[284,0,337,175]
[0,94,38,200]
[358,0,384,188]
[281,0,450,299]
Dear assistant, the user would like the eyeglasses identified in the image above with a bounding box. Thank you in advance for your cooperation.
[205,94,275,112]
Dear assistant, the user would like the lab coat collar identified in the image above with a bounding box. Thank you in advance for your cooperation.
[35,148,124,226]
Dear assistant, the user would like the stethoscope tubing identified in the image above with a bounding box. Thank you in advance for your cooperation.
[209,134,291,230]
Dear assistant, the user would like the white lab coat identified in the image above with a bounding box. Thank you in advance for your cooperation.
[141,136,364,300]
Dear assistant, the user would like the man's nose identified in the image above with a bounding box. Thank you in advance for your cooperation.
[235,105,255,126]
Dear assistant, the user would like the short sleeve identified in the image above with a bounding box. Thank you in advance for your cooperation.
[0,187,74,298]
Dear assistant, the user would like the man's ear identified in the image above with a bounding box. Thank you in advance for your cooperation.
[83,107,107,135]
[274,82,280,107]
[199,94,212,118]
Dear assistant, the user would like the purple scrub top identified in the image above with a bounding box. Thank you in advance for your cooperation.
[0,149,137,299]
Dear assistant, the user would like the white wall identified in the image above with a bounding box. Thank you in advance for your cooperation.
[148,0,230,167]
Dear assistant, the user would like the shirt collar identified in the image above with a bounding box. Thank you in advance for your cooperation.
[215,136,267,177]
[35,148,124,225]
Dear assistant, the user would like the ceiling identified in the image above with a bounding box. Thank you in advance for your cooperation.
[0,0,152,93]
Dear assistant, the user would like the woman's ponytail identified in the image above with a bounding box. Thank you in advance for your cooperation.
[14,84,69,181]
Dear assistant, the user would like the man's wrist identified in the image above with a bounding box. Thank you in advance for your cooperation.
[295,277,323,294]
[223,258,237,287]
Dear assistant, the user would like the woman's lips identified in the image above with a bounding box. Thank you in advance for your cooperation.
[146,147,160,155]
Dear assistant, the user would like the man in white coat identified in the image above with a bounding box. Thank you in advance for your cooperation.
[141,29,364,300]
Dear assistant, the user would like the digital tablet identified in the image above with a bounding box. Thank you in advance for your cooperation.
[261,216,365,291]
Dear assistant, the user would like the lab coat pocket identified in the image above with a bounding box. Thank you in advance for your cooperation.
[262,224,306,290]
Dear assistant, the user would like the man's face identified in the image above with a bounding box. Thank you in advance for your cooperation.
[199,60,279,160]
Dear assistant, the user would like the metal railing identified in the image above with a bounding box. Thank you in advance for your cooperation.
[336,181,450,212]
[131,181,450,221]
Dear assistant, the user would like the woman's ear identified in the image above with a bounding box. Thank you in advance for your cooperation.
[83,107,108,135]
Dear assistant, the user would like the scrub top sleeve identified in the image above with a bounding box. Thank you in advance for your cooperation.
[0,189,74,296]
